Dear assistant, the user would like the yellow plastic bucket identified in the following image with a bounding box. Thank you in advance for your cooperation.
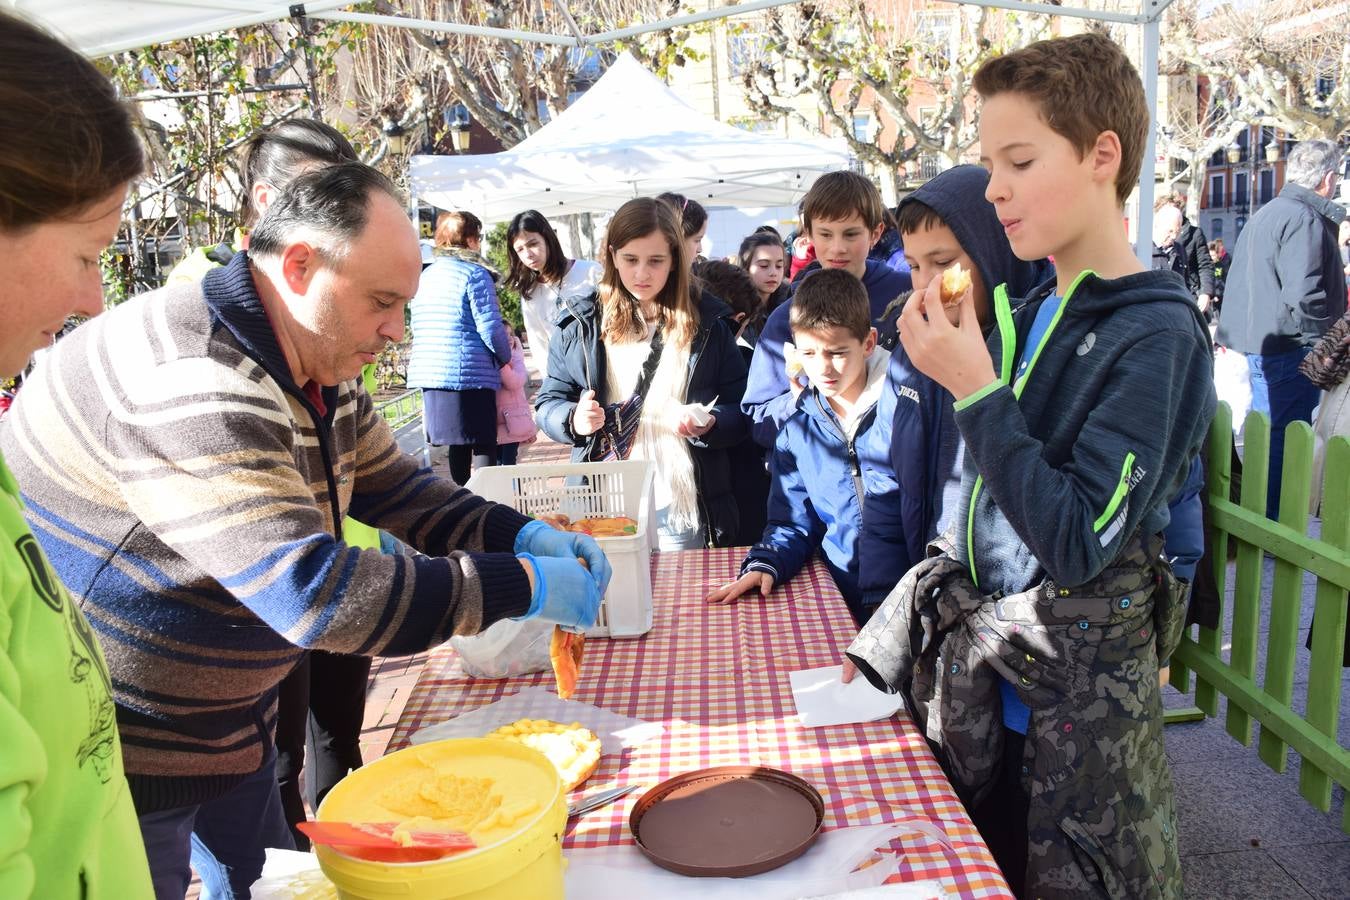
[313,737,566,900]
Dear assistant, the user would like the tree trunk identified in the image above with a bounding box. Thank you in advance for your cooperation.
[581,213,596,259]
[1186,162,1207,223]
[567,214,584,261]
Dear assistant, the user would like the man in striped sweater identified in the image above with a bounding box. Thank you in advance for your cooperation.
[0,163,609,898]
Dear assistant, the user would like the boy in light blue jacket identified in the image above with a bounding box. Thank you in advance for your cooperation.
[706,269,891,624]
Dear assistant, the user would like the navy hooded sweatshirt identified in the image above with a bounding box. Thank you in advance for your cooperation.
[858,166,1053,606]
[742,259,911,449]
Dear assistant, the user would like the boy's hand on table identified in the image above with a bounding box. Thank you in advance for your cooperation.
[899,274,997,402]
[705,571,774,604]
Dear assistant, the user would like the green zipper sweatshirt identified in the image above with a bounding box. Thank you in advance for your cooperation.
[951,269,1215,595]
[0,451,153,898]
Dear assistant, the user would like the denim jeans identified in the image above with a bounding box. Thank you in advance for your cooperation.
[137,750,294,900]
[1247,348,1321,519]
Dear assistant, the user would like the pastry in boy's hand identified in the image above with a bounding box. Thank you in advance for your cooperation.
[939,263,972,308]
[783,341,805,383]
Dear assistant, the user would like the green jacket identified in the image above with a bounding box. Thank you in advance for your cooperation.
[0,451,153,898]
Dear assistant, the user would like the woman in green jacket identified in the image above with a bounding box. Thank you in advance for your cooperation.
[0,12,153,898]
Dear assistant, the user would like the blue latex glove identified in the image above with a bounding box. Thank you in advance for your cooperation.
[515,553,602,631]
[513,519,614,595]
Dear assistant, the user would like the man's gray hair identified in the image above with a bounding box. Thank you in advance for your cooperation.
[249,162,401,264]
[1284,139,1343,191]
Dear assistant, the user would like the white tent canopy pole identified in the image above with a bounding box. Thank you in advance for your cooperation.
[312,9,579,46]
[1137,14,1162,267]
[15,0,1178,263]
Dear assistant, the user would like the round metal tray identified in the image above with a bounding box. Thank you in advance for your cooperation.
[628,765,824,877]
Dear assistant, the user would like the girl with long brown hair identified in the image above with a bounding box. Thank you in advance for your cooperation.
[504,209,601,368]
[534,198,750,549]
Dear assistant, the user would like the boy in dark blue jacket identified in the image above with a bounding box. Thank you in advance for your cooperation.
[742,172,911,448]
[707,269,890,624]
[857,166,1052,607]
[851,33,1215,897]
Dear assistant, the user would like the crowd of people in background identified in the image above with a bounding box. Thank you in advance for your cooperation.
[3,7,1349,900]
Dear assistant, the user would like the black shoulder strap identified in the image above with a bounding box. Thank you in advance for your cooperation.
[631,327,666,401]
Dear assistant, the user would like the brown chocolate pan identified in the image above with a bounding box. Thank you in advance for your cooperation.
[628,765,825,877]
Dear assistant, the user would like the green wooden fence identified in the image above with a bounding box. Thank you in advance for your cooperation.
[1169,403,1350,834]
[373,387,422,431]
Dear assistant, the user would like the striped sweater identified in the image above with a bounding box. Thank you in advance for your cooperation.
[0,253,533,813]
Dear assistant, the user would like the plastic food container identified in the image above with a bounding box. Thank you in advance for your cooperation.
[466,460,656,637]
[313,738,566,900]
[629,766,825,877]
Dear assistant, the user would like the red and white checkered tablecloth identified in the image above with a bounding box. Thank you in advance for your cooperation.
[390,547,1013,899]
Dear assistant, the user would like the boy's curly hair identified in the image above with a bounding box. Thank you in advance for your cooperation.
[973,32,1147,207]
[692,258,760,321]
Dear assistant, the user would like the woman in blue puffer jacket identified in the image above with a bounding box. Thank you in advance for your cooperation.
[409,210,513,484]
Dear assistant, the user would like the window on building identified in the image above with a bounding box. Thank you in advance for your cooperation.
[912,10,957,49]
[1316,74,1335,103]
[852,115,873,142]
[1209,173,1226,208]
[1258,126,1275,157]
[1259,169,1274,204]
[1234,172,1248,207]
[569,47,604,84]
[1210,218,1223,239]
[919,153,941,180]
[727,32,767,78]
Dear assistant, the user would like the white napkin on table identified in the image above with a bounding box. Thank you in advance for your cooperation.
[789,666,906,728]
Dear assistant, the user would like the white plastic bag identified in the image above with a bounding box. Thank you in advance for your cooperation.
[449,616,553,678]
[1214,345,1251,434]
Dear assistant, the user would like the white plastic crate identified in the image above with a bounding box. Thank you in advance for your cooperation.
[465,460,656,638]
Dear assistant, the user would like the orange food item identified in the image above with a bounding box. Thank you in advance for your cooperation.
[550,626,585,700]
[565,516,639,537]
[939,263,972,308]
[535,512,572,531]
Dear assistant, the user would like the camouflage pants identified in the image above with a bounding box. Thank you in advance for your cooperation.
[849,533,1187,899]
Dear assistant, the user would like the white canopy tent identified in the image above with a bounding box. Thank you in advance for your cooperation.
[408,53,851,222]
[8,0,1179,256]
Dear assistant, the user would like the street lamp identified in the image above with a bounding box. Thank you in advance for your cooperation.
[382,118,406,155]
[450,124,471,153]
[444,104,472,154]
